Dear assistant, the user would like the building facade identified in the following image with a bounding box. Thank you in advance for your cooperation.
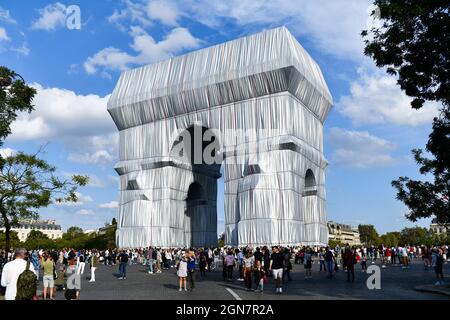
[108,27,333,248]
[327,221,361,246]
[430,223,449,235]
[1,219,63,242]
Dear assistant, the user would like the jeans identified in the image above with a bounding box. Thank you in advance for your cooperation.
[226,265,233,279]
[319,260,326,271]
[147,259,154,273]
[326,261,334,276]
[90,267,96,281]
[119,262,127,278]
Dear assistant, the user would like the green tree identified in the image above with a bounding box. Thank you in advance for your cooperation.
[358,224,380,246]
[399,226,429,246]
[0,151,88,252]
[0,67,36,147]
[111,218,117,225]
[362,1,450,224]
[379,231,400,247]
[0,230,21,249]
[24,229,53,250]
[64,226,84,239]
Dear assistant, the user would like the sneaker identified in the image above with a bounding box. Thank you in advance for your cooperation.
[118,277,123,280]
[179,288,182,292]
[89,280,95,282]
[123,277,126,280]
[148,271,153,274]
[435,281,441,286]
[184,288,188,291]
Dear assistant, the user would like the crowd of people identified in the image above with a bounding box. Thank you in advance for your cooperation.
[0,243,448,300]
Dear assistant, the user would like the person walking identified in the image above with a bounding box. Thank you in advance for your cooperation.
[269,246,284,294]
[76,250,86,275]
[177,254,188,291]
[118,250,129,280]
[42,253,55,300]
[236,249,244,281]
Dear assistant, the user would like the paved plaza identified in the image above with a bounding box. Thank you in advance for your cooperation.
[34,260,450,300]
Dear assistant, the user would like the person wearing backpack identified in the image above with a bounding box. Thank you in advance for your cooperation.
[1,248,37,300]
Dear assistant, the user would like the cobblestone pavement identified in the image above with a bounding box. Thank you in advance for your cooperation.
[33,259,449,300]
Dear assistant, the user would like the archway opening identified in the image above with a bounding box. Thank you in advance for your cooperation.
[304,169,317,196]
[172,125,222,248]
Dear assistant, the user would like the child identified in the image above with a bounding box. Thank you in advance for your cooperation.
[253,260,265,293]
[177,255,188,291]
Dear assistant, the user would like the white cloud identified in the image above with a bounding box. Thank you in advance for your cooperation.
[108,0,152,31]
[327,127,396,168]
[337,70,440,126]
[99,201,119,209]
[0,148,16,158]
[84,27,201,74]
[32,2,67,31]
[146,0,180,26]
[7,84,118,166]
[0,27,11,42]
[175,0,373,60]
[12,42,30,56]
[76,209,95,216]
[0,6,16,24]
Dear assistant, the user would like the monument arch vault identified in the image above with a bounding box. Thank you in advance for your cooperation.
[108,27,333,248]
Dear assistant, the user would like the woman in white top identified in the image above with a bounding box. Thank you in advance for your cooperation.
[177,255,188,291]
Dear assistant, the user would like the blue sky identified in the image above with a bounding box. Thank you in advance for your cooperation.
[0,1,439,234]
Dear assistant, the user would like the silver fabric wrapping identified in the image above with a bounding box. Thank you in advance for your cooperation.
[108,27,332,248]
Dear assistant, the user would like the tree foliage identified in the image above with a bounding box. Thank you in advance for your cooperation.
[363,1,450,224]
[362,0,450,109]
[358,224,380,245]
[0,151,88,251]
[0,66,36,147]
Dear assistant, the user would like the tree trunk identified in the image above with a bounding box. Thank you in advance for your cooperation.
[1,207,11,254]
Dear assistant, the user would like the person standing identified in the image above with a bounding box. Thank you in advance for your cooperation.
[253,260,265,293]
[432,248,445,286]
[343,248,356,282]
[187,249,196,291]
[177,254,188,291]
[282,248,293,282]
[42,254,55,300]
[1,248,37,300]
[236,249,244,281]
[324,247,335,278]
[89,250,98,282]
[118,250,129,280]
[198,250,207,277]
[319,249,326,272]
[269,246,284,294]
[225,250,235,281]
[304,248,312,279]
[147,247,155,274]
[243,251,255,290]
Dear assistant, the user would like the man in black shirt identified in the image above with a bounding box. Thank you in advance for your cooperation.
[269,246,284,294]
[118,250,129,280]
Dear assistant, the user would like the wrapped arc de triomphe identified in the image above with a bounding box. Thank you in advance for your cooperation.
[108,27,333,248]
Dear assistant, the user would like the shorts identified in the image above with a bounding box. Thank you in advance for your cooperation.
[43,275,54,288]
[272,268,283,279]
